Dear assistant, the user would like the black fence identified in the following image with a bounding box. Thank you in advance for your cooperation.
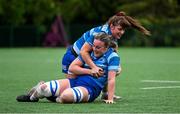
[0,24,180,47]
[0,26,41,47]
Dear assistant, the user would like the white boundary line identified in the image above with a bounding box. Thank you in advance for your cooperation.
[141,80,180,83]
[140,86,180,90]
[141,80,180,90]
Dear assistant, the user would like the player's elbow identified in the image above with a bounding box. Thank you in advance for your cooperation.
[69,64,75,73]
[69,64,80,75]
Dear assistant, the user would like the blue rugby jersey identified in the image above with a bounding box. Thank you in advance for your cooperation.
[78,48,120,89]
[72,24,112,55]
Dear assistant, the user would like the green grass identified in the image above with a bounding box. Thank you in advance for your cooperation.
[0,47,180,113]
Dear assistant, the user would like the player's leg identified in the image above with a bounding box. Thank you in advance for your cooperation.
[16,79,71,102]
[28,81,45,96]
[30,79,70,101]
[101,83,108,100]
[16,81,45,102]
[56,86,89,103]
[46,79,71,102]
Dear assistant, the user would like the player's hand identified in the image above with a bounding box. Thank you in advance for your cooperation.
[91,66,104,77]
[103,100,115,104]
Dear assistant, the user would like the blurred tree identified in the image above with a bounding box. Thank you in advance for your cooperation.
[24,0,61,33]
[0,0,179,46]
[0,0,60,28]
[0,0,26,25]
[58,0,180,24]
[0,0,179,26]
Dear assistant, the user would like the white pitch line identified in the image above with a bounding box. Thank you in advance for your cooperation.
[140,86,180,90]
[141,80,180,83]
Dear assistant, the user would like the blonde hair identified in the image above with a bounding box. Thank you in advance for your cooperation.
[94,33,113,48]
[108,11,151,36]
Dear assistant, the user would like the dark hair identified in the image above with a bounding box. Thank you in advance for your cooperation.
[108,11,151,36]
[94,33,113,48]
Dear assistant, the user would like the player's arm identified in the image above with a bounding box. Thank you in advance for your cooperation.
[69,57,92,75]
[80,42,94,68]
[104,53,120,104]
[80,42,103,77]
[104,70,116,104]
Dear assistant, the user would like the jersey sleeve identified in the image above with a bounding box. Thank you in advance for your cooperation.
[85,26,104,46]
[107,52,120,71]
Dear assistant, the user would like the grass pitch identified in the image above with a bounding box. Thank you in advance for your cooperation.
[0,47,180,113]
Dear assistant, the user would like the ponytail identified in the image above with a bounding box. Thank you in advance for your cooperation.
[125,15,151,36]
[108,11,151,36]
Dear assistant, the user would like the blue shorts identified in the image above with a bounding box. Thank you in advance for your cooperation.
[62,46,77,74]
[69,75,102,102]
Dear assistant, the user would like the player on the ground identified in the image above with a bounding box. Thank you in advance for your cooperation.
[17,33,120,104]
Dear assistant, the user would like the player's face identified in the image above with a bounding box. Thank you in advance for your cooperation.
[110,25,125,39]
[92,39,107,57]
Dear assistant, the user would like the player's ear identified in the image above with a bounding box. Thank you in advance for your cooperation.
[110,24,115,30]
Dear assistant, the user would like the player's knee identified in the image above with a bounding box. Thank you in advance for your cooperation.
[60,88,74,103]
[60,87,86,103]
